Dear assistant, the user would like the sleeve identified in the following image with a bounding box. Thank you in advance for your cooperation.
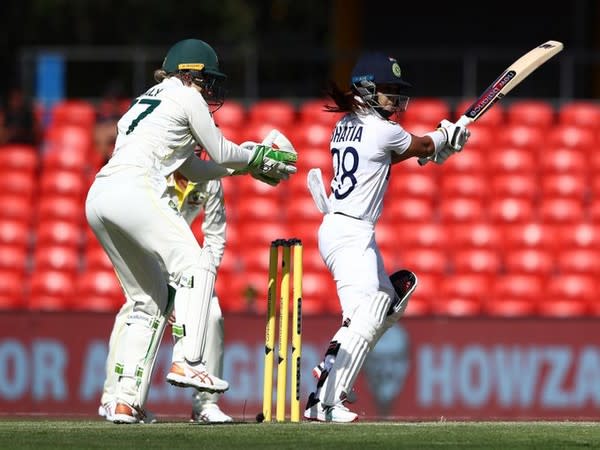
[178,154,234,182]
[200,180,227,268]
[184,91,252,169]
[381,122,412,155]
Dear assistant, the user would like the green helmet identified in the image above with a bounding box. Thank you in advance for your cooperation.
[162,39,226,79]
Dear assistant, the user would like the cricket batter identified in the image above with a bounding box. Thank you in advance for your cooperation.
[85,38,297,423]
[99,169,232,423]
[305,52,469,422]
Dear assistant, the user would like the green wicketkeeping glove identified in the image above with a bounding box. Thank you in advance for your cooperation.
[247,144,297,184]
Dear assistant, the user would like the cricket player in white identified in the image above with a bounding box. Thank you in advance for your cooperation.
[305,52,470,422]
[85,38,297,424]
[98,170,232,423]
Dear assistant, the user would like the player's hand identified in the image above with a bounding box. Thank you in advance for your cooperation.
[247,144,297,184]
[438,119,470,152]
[428,145,456,164]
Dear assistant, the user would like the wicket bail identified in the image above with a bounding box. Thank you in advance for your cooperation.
[262,238,303,423]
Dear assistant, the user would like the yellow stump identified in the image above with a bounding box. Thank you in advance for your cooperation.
[262,242,279,422]
[290,241,303,422]
[276,244,291,422]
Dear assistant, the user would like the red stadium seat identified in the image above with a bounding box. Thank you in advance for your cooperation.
[285,194,324,222]
[0,245,28,275]
[440,173,488,199]
[216,123,245,144]
[388,172,437,198]
[85,245,114,271]
[540,173,588,198]
[490,173,538,199]
[405,273,438,311]
[212,100,246,128]
[241,244,271,272]
[236,195,283,222]
[385,197,434,223]
[214,272,254,314]
[50,100,96,129]
[301,271,334,315]
[540,147,586,174]
[237,220,290,247]
[288,220,320,248]
[0,271,26,309]
[295,147,332,174]
[301,244,325,272]
[590,199,600,223]
[506,100,555,129]
[289,122,331,148]
[541,273,596,317]
[403,98,450,126]
[448,222,503,250]
[503,248,555,276]
[451,248,501,275]
[556,223,600,249]
[538,197,584,224]
[298,99,342,127]
[28,270,75,310]
[43,124,93,154]
[483,297,537,317]
[241,120,292,143]
[0,144,38,173]
[547,125,596,149]
[501,222,557,251]
[395,222,447,250]
[42,145,89,172]
[74,269,123,312]
[430,297,482,317]
[461,123,495,149]
[0,194,34,223]
[36,195,85,224]
[0,219,30,247]
[488,147,536,173]
[441,273,492,302]
[32,244,80,273]
[556,248,600,275]
[438,197,484,224]
[399,248,448,275]
[35,219,82,248]
[488,197,534,224]
[439,149,486,174]
[455,99,504,127]
[491,273,546,303]
[498,124,544,148]
[248,100,296,128]
[558,101,600,129]
[0,170,36,199]
[40,169,87,199]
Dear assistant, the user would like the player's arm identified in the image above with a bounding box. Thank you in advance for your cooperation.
[178,154,234,182]
[200,181,226,267]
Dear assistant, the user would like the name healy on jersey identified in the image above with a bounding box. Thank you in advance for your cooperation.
[331,124,363,143]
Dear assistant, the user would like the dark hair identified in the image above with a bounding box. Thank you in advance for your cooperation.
[324,80,362,113]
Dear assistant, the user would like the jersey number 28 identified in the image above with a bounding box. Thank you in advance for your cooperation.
[331,146,358,200]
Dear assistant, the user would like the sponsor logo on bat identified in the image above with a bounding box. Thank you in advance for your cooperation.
[466,70,516,118]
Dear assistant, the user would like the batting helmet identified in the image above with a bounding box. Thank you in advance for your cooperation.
[162,39,226,79]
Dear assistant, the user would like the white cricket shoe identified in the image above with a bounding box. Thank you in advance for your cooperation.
[303,393,358,423]
[98,401,116,421]
[112,402,145,424]
[166,362,229,393]
[191,403,233,423]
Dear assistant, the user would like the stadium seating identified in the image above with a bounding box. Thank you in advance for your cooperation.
[440,173,488,199]
[488,197,535,224]
[506,100,555,129]
[403,98,451,125]
[0,244,28,276]
[0,271,26,309]
[298,98,342,127]
[547,124,596,149]
[0,144,39,173]
[448,222,503,250]
[490,173,538,199]
[558,100,600,128]
[438,197,484,224]
[32,244,80,273]
[73,269,123,312]
[28,270,75,311]
[451,248,502,275]
[50,100,96,129]
[248,99,297,128]
[502,248,555,276]
[488,147,536,174]
[212,100,246,128]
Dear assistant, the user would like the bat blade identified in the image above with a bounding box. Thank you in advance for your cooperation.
[419,40,564,165]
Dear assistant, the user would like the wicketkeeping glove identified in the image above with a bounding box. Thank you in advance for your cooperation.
[246,143,297,185]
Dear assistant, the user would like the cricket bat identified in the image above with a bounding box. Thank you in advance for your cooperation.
[419,40,564,165]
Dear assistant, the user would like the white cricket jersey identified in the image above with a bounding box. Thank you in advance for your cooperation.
[99,77,251,178]
[167,176,226,267]
[328,110,412,223]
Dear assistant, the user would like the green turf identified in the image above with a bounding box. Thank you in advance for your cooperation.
[1,420,600,449]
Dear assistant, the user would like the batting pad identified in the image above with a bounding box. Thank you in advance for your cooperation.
[320,328,369,407]
[174,250,216,364]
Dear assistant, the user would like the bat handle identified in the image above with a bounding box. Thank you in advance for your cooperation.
[417,115,473,166]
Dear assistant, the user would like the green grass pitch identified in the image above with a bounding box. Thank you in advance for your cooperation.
[2,420,600,449]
